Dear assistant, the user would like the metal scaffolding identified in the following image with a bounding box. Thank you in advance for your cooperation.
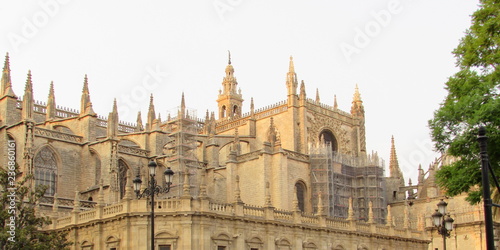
[311,144,386,223]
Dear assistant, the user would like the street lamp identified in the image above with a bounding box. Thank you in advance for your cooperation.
[431,199,454,250]
[133,160,174,250]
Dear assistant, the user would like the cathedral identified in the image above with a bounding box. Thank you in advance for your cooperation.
[0,52,494,249]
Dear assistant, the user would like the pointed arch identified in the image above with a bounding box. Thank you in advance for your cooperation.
[319,129,338,152]
[89,149,102,186]
[118,159,129,199]
[221,105,227,118]
[34,146,59,196]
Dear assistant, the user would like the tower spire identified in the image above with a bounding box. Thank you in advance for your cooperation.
[334,95,338,109]
[350,84,364,117]
[22,70,34,120]
[1,53,15,97]
[180,92,186,117]
[136,111,144,132]
[80,75,95,116]
[389,136,404,185]
[217,52,243,119]
[286,56,298,98]
[228,50,231,65]
[146,94,156,131]
[107,99,119,138]
[315,88,320,103]
[299,80,306,99]
[46,81,56,120]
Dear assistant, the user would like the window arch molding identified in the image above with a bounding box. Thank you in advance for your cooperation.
[117,159,130,199]
[318,128,338,152]
[295,180,308,213]
[33,145,61,196]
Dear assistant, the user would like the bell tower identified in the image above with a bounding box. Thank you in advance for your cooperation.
[217,51,243,119]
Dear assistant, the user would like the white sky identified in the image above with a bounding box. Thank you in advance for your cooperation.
[0,0,480,183]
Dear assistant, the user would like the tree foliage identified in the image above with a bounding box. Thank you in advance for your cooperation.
[429,0,500,204]
[0,167,71,250]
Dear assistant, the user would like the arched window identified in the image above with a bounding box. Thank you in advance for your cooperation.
[232,105,238,116]
[118,160,128,199]
[221,106,227,118]
[319,130,338,152]
[34,147,57,196]
[295,181,306,212]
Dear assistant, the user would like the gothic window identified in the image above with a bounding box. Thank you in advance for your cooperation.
[319,130,338,152]
[34,147,57,196]
[118,160,128,199]
[295,181,306,212]
[91,152,101,186]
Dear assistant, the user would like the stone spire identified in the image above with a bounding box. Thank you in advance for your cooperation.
[386,205,393,226]
[368,201,375,224]
[179,92,186,118]
[46,81,56,120]
[315,88,320,103]
[286,56,298,96]
[403,205,409,229]
[80,75,95,116]
[350,84,364,117]
[146,94,156,131]
[136,111,144,132]
[73,190,80,212]
[299,80,306,100]
[265,182,273,207]
[182,169,191,198]
[234,175,242,203]
[316,191,325,216]
[417,164,425,184]
[250,97,255,117]
[1,53,15,97]
[347,197,355,221]
[333,95,338,109]
[389,136,405,185]
[21,70,34,120]
[107,99,119,138]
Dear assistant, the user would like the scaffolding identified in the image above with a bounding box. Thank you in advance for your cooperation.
[164,107,202,198]
[311,144,386,223]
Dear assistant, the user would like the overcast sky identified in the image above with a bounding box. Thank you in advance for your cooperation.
[0,1,480,182]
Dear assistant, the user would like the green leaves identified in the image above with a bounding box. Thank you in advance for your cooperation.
[0,168,72,250]
[429,0,500,204]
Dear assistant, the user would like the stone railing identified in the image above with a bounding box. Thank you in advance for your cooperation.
[39,196,96,210]
[215,100,288,133]
[47,198,426,241]
[305,98,352,118]
[34,127,83,144]
[118,145,149,157]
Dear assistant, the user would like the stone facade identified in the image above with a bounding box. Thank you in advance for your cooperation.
[0,52,437,249]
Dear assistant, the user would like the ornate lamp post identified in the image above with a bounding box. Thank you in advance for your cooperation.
[133,160,174,250]
[431,199,454,250]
